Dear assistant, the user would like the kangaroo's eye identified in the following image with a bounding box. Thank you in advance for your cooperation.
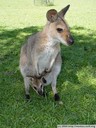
[56,28,63,33]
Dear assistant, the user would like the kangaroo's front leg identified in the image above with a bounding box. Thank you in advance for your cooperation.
[45,58,54,73]
[45,53,58,73]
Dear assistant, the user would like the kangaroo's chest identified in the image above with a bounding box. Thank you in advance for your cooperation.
[39,47,54,65]
[38,45,58,73]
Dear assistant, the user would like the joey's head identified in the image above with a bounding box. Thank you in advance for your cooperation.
[31,77,47,96]
[46,5,74,46]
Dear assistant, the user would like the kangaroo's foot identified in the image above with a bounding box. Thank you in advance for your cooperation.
[54,93,60,101]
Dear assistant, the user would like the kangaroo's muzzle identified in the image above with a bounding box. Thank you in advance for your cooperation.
[38,90,45,97]
[68,35,74,45]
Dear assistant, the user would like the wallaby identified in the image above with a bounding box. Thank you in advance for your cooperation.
[19,5,74,101]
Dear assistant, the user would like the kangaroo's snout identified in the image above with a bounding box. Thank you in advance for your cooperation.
[38,90,45,97]
[68,35,74,45]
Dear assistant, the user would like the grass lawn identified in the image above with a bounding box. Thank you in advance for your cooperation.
[0,0,96,128]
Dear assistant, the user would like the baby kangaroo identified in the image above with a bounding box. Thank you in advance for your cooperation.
[19,5,74,101]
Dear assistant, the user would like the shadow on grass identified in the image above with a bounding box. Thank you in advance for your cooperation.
[0,26,96,125]
[60,26,96,83]
[0,25,96,98]
[0,26,41,74]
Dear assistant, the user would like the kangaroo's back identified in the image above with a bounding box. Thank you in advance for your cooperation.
[20,32,40,67]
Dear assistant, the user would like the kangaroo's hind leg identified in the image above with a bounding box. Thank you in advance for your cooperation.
[24,76,31,100]
[51,53,62,101]
[20,66,31,100]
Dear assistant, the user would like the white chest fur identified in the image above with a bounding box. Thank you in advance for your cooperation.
[38,43,59,74]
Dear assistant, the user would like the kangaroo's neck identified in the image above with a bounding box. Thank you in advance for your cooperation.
[41,23,60,47]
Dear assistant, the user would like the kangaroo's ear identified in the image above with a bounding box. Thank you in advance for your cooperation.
[46,9,58,22]
[58,5,70,17]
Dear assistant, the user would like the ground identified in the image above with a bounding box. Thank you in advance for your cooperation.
[0,0,96,128]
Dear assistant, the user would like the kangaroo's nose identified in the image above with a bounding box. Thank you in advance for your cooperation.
[68,35,74,45]
[38,90,45,97]
[38,90,43,95]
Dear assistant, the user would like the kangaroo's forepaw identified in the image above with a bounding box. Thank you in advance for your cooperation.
[45,68,51,73]
[54,93,60,101]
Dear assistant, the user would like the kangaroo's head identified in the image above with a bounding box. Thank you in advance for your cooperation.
[31,77,46,96]
[46,5,74,46]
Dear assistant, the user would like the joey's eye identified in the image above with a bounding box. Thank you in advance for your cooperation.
[56,28,63,33]
[33,86,37,90]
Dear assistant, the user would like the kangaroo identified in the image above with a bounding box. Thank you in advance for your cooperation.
[19,5,74,101]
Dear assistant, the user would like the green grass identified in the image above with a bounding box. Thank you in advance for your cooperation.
[0,0,96,128]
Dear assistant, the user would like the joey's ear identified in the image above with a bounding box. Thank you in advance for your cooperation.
[42,77,47,83]
[58,4,70,17]
[46,9,58,22]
